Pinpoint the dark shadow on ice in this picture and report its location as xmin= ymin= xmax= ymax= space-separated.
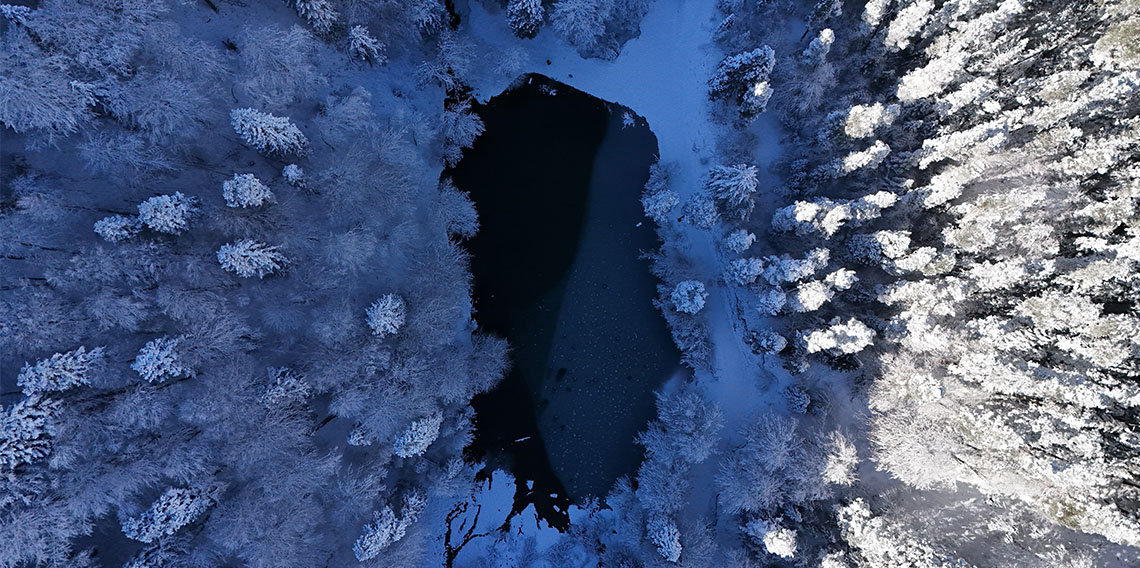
xmin=449 ymin=74 xmax=679 ymax=530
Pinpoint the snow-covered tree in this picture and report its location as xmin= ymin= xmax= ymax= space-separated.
xmin=366 ymin=294 xmax=407 ymax=337
xmin=347 ymin=25 xmax=385 ymax=64
xmin=122 ymin=485 xmax=220 ymax=543
xmin=282 ymin=164 xmax=305 ymax=187
xmin=393 ymin=413 xmax=443 ymax=458
xmin=802 ymin=28 xmax=834 ymax=65
xmin=709 ymin=46 xmax=775 ymax=119
xmin=17 ymin=346 xmax=104 ymax=394
xmin=743 ymin=518 xmax=797 ymax=559
xmin=222 ymin=173 xmax=274 ymax=208
xmin=217 ymin=240 xmax=288 ymax=278
xmin=441 ymin=98 xmax=485 ymax=167
xmin=551 ymin=0 xmax=608 ymax=50
xmin=131 ymin=336 xmax=188 ymax=383
xmin=0 ymin=394 xmax=60 ymax=471
xmin=681 ymin=195 xmax=719 ymax=229
xmin=706 ymin=164 xmax=758 ymax=218
xmin=803 ymin=318 xmax=875 ymax=354
xmin=353 ymin=491 xmax=427 ymax=561
xmin=291 ymin=0 xmax=338 ymax=34
xmin=137 ymin=192 xmax=198 ymax=235
xmin=647 ymin=515 xmax=682 ymax=562
xmin=94 ymin=215 xmax=142 ymax=242
xmin=723 ymin=229 xmax=756 ymax=253
xmin=507 ymin=0 xmax=545 ymax=39
xmin=230 ymin=108 xmax=310 ymax=156
xmin=844 ymin=103 xmax=900 ymax=139
xmin=259 ymin=367 xmax=311 ymax=408
xmin=726 ymin=257 xmax=764 ymax=286
xmin=671 ymin=280 xmax=707 ymax=314
xmin=642 ymin=163 xmax=679 ymax=223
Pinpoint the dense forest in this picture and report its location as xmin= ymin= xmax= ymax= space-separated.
xmin=1 ymin=0 xmax=1138 ymax=567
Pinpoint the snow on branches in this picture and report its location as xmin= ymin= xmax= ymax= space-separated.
xmin=17 ymin=346 xmax=104 ymax=394
xmin=131 ymin=336 xmax=189 ymax=383
xmin=1 ymin=394 xmax=61 ymax=471
xmin=393 ymin=413 xmax=444 ymax=458
xmin=366 ymin=294 xmax=407 ymax=337
xmin=222 ymin=174 xmax=274 ymax=208
xmin=353 ymin=491 xmax=427 ymax=561
xmin=671 ymin=280 xmax=708 ymax=314
xmin=122 ymin=485 xmax=221 ymax=543
xmin=137 ymin=192 xmax=198 ymax=235
xmin=217 ymin=240 xmax=288 ymax=278
xmin=230 ymin=108 xmax=309 ymax=156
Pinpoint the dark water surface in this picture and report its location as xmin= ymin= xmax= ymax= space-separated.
xmin=450 ymin=74 xmax=678 ymax=529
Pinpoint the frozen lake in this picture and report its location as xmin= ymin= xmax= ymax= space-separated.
xmin=451 ymin=74 xmax=678 ymax=528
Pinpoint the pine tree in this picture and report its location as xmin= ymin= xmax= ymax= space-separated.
xmin=706 ymin=164 xmax=759 ymax=218
xmin=671 ymin=280 xmax=707 ymax=314
xmin=94 ymin=215 xmax=143 ymax=242
xmin=217 ymin=240 xmax=288 ymax=278
xmin=347 ymin=25 xmax=386 ymax=64
xmin=122 ymin=485 xmax=219 ymax=543
xmin=137 ymin=192 xmax=198 ymax=235
xmin=0 ymin=394 xmax=60 ymax=471
xmin=393 ymin=413 xmax=443 ymax=458
xmin=230 ymin=108 xmax=310 ymax=157
xmin=647 ymin=515 xmax=682 ymax=562
xmin=131 ymin=336 xmax=189 ymax=383
xmin=507 ymin=0 xmax=545 ymax=39
xmin=17 ymin=346 xmax=104 ymax=394
xmin=292 ymin=0 xmax=338 ymax=34
xmin=366 ymin=294 xmax=407 ymax=337
xmin=709 ymin=47 xmax=775 ymax=119
xmin=551 ymin=0 xmax=608 ymax=50
xmin=222 ymin=173 xmax=274 ymax=208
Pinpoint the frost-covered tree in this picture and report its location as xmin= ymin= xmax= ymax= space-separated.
xmin=137 ymin=192 xmax=198 ymax=235
xmin=647 ymin=515 xmax=682 ymax=562
xmin=17 ymin=346 xmax=104 ymax=394
xmin=441 ymin=98 xmax=485 ymax=167
xmin=723 ymin=229 xmax=756 ymax=253
xmin=282 ymin=163 xmax=305 ymax=187
xmin=642 ymin=163 xmax=679 ymax=223
xmin=507 ymin=0 xmax=545 ymax=39
xmin=217 ymin=240 xmax=288 ymax=278
xmin=122 ymin=485 xmax=220 ymax=543
xmin=291 ymin=0 xmax=338 ymax=34
xmin=551 ymin=0 xmax=608 ymax=50
xmin=230 ymin=108 xmax=310 ymax=156
xmin=93 ymin=214 xmax=143 ymax=242
xmin=726 ymin=257 xmax=764 ymax=286
xmin=803 ymin=318 xmax=875 ymax=354
xmin=709 ymin=46 xmax=775 ymax=119
xmin=347 ymin=25 xmax=386 ymax=64
xmin=353 ymin=491 xmax=427 ymax=561
xmin=681 ymin=194 xmax=719 ymax=229
xmin=366 ymin=294 xmax=407 ymax=337
xmin=222 ymin=173 xmax=274 ymax=208
xmin=706 ymin=164 xmax=758 ymax=218
xmin=802 ymin=28 xmax=834 ymax=65
xmin=393 ymin=413 xmax=443 ymax=458
xmin=259 ymin=367 xmax=311 ymax=408
xmin=131 ymin=336 xmax=188 ymax=383
xmin=670 ymin=280 xmax=707 ymax=314
xmin=0 ymin=394 xmax=60 ymax=471
xmin=743 ymin=518 xmax=797 ymax=559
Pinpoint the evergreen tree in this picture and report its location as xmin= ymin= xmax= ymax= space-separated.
xmin=507 ymin=0 xmax=545 ymax=39
xmin=230 ymin=108 xmax=310 ymax=156
xmin=217 ymin=240 xmax=288 ymax=278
